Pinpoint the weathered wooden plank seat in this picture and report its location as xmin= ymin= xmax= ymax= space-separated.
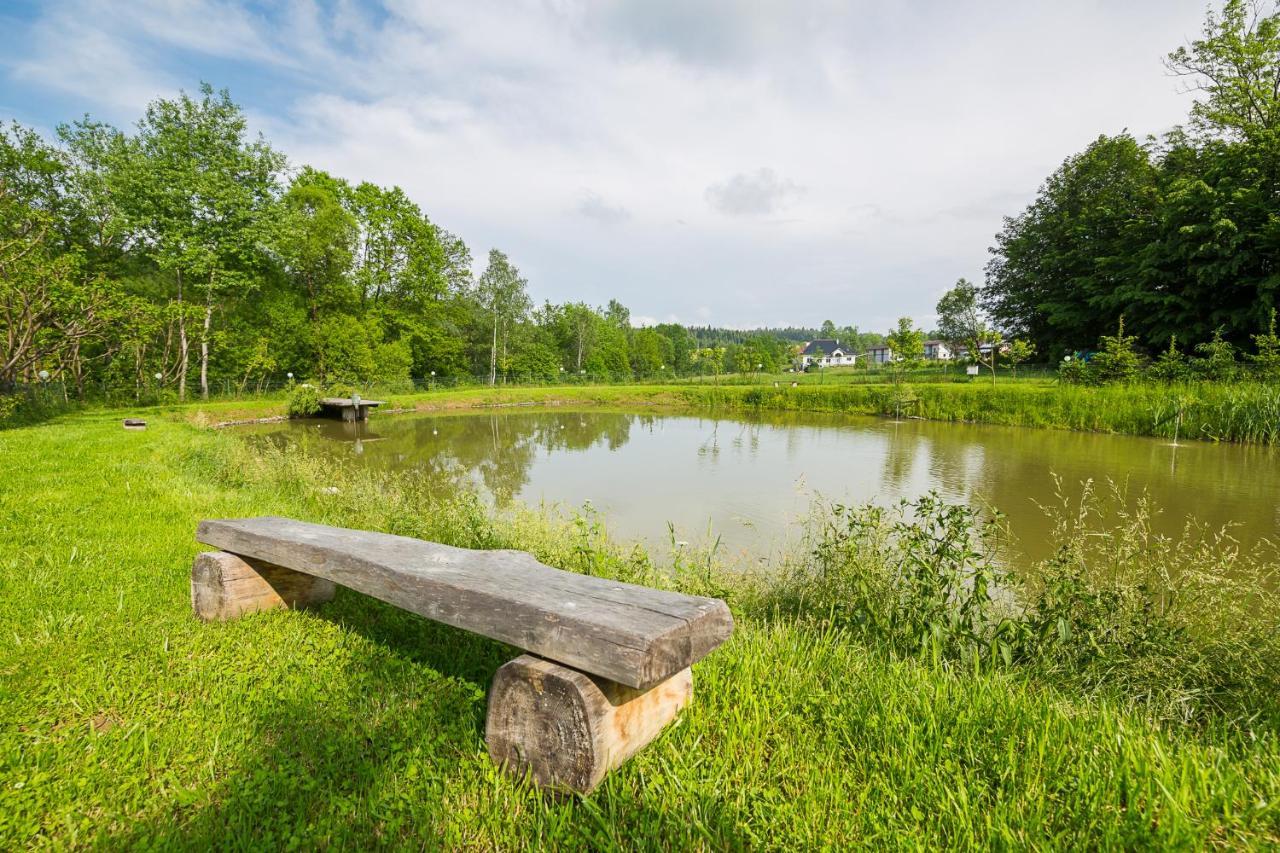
xmin=190 ymin=516 xmax=733 ymax=793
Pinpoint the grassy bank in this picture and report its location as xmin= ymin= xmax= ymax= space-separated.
xmin=707 ymin=381 xmax=1280 ymax=445
xmin=2 ymin=411 xmax=1279 ymax=847
xmin=176 ymin=379 xmax=1280 ymax=445
xmin=15 ymin=374 xmax=1280 ymax=446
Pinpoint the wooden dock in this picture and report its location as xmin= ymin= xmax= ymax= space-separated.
xmin=318 ymin=396 xmax=384 ymax=422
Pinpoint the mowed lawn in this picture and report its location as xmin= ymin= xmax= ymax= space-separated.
xmin=2 ymin=411 xmax=1279 ymax=849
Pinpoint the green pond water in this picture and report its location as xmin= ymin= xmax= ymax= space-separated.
xmin=242 ymin=408 xmax=1280 ymax=567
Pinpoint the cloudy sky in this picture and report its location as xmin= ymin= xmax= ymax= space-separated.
xmin=0 ymin=0 xmax=1210 ymax=330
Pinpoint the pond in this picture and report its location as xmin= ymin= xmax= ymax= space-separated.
xmin=242 ymin=408 xmax=1280 ymax=567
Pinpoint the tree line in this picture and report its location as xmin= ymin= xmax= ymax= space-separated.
xmin=981 ymin=0 xmax=1280 ymax=364
xmin=0 ymin=85 xmax=824 ymax=404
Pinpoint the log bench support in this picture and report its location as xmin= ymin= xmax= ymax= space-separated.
xmin=188 ymin=517 xmax=732 ymax=795
xmin=486 ymin=656 xmax=692 ymax=794
xmin=191 ymin=551 xmax=335 ymax=621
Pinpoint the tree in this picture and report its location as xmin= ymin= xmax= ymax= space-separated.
xmin=0 ymin=122 xmax=118 ymax=393
xmin=125 ymin=84 xmax=284 ymax=399
xmin=820 ymin=319 xmax=836 ymax=337
xmin=474 ymin=249 xmax=530 ymax=385
xmin=886 ymin=317 xmax=925 ymax=366
xmin=57 ymin=118 xmax=133 ymax=276
xmin=561 ymin=302 xmax=598 ymax=372
xmin=971 ymin=329 xmax=1004 ymax=385
xmin=1005 ymin=339 xmax=1036 ymax=378
xmin=1090 ymin=317 xmax=1143 ymax=383
xmin=605 ymin=298 xmax=630 ymax=330
xmin=936 ymin=278 xmax=984 ymax=358
xmin=1165 ymin=0 xmax=1280 ymax=139
xmin=1194 ymin=326 xmax=1238 ymax=380
xmin=629 ymin=327 xmax=671 ymax=377
xmin=1 ymin=123 xmax=64 ymax=387
xmin=692 ymin=346 xmax=725 ymax=381
xmin=350 ymin=182 xmax=446 ymax=309
xmin=654 ymin=323 xmax=695 ymax=374
xmin=313 ymin=314 xmax=375 ymax=385
xmin=1149 ymin=336 xmax=1191 ymax=382
xmin=983 ymin=134 xmax=1159 ymax=355
xmin=983 ymin=3 xmax=1280 ymax=358
xmin=273 ymin=170 xmax=357 ymax=323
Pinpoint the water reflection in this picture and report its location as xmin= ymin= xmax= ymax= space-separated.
xmin=243 ymin=409 xmax=1280 ymax=566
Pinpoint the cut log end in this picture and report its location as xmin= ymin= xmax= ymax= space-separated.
xmin=485 ymin=655 xmax=692 ymax=795
xmin=190 ymin=550 xmax=335 ymax=622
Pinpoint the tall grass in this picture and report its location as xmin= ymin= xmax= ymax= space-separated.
xmin=692 ymin=380 xmax=1280 ymax=444
xmin=770 ymin=479 xmax=1280 ymax=727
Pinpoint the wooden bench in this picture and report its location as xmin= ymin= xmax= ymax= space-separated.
xmin=190 ymin=516 xmax=733 ymax=793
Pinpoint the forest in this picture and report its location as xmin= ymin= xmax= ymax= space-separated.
xmin=0 ymin=87 xmax=798 ymax=403
xmin=983 ymin=0 xmax=1280 ymax=360
xmin=5 ymin=0 xmax=1280 ymax=410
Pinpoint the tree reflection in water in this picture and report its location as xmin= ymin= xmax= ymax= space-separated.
xmin=243 ymin=408 xmax=1280 ymax=568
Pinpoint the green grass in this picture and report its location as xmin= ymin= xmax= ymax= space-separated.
xmin=2 ymin=410 xmax=1279 ymax=847
xmin=14 ymin=373 xmax=1280 ymax=445
xmin=704 ymin=381 xmax=1280 ymax=444
xmin=196 ymin=378 xmax=1280 ymax=445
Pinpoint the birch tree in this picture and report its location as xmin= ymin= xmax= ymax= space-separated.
xmin=125 ymin=84 xmax=282 ymax=398
xmin=474 ymin=249 xmax=530 ymax=385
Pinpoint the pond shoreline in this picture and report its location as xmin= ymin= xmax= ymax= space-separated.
xmin=189 ymin=380 xmax=1280 ymax=445
xmin=237 ymin=404 xmax=1280 ymax=569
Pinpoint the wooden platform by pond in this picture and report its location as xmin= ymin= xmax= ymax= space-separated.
xmin=191 ymin=516 xmax=733 ymax=793
xmin=318 ymin=397 xmax=384 ymax=421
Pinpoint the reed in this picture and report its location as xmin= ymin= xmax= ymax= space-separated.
xmin=690 ymin=380 xmax=1280 ymax=445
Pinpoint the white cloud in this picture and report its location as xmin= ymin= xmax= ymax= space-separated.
xmin=1 ymin=0 xmax=1213 ymax=331
xmin=576 ymin=192 xmax=631 ymax=225
xmin=705 ymin=168 xmax=804 ymax=216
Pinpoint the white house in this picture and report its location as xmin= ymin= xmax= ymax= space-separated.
xmin=799 ymin=339 xmax=857 ymax=368
xmin=924 ymin=340 xmax=953 ymax=360
xmin=866 ymin=344 xmax=893 ymax=364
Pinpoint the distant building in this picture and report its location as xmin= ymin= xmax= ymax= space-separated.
xmin=798 ymin=339 xmax=857 ymax=368
xmin=956 ymin=341 xmax=1008 ymax=359
xmin=866 ymin=344 xmax=893 ymax=364
xmin=924 ymin=340 xmax=953 ymax=360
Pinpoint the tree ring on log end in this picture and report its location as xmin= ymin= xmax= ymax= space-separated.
xmin=486 ymin=657 xmax=597 ymax=793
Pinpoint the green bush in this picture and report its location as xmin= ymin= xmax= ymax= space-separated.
xmin=285 ymin=383 xmax=322 ymax=417
xmin=1088 ymin=317 xmax=1143 ymax=383
xmin=1057 ymin=356 xmax=1089 ymax=384
xmin=1250 ymin=308 xmax=1280 ymax=380
xmin=1147 ymin=336 xmax=1191 ymax=382
xmin=1194 ymin=327 xmax=1239 ymax=381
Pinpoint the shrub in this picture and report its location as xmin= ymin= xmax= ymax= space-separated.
xmin=1193 ymin=327 xmax=1238 ymax=381
xmin=1250 ymin=308 xmax=1280 ymax=381
xmin=1057 ymin=356 xmax=1089 ymax=384
xmin=286 ymin=383 xmax=322 ymax=418
xmin=1147 ymin=336 xmax=1191 ymax=382
xmin=1089 ymin=316 xmax=1143 ymax=383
